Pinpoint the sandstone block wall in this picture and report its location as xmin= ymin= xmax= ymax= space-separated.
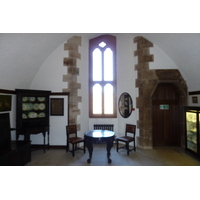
xmin=63 ymin=36 xmax=82 ymax=131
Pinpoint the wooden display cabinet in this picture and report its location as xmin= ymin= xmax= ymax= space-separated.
xmin=16 ymin=89 xmax=51 ymax=152
xmin=185 ymin=106 xmax=200 ymax=157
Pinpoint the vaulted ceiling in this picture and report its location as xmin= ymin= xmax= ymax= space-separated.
xmin=0 ymin=33 xmax=200 ymax=91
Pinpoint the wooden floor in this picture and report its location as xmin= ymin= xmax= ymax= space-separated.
xmin=26 ymin=144 xmax=200 ymax=166
xmin=5 ymin=144 xmax=200 ymax=200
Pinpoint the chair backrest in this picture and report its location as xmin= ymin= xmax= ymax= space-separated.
xmin=93 ymin=124 xmax=114 ymax=131
xmin=125 ymin=124 xmax=136 ymax=137
xmin=66 ymin=125 xmax=77 ymax=139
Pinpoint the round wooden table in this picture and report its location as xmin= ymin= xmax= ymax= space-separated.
xmin=84 ymin=130 xmax=115 ymax=163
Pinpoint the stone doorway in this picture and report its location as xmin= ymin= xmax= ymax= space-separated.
xmin=134 ymin=36 xmax=188 ymax=149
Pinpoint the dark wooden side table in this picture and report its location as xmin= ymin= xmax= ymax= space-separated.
xmin=84 ymin=130 xmax=115 ymax=163
xmin=16 ymin=125 xmax=49 ymax=153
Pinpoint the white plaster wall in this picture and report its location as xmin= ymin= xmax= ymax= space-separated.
xmin=149 ymin=45 xmax=177 ymax=69
xmin=115 ymin=34 xmax=137 ymax=136
xmin=28 ymin=34 xmax=179 ymax=146
xmin=30 ymin=37 xmax=90 ymax=144
xmin=188 ymin=95 xmax=200 ymax=106
xmin=30 ymin=43 xmax=69 ymax=145
xmin=30 ymin=44 xmax=68 ymax=92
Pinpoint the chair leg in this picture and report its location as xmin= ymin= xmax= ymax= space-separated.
xmin=84 ymin=141 xmax=86 ymax=153
xmin=134 ymin=140 xmax=136 ymax=151
xmin=72 ymin=144 xmax=75 ymax=157
xmin=116 ymin=140 xmax=119 ymax=152
xmin=66 ymin=141 xmax=69 ymax=153
xmin=126 ymin=143 xmax=129 ymax=155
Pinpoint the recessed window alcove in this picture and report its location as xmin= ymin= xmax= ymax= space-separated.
xmin=134 ymin=36 xmax=188 ymax=149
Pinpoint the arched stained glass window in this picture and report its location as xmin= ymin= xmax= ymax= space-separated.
xmin=89 ymin=35 xmax=117 ymax=118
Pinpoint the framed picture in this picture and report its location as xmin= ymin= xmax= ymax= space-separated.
xmin=50 ymin=98 xmax=64 ymax=116
xmin=0 ymin=95 xmax=12 ymax=112
xmin=192 ymin=96 xmax=198 ymax=103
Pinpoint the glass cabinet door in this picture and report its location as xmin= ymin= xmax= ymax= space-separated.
xmin=186 ymin=111 xmax=197 ymax=153
xmin=22 ymin=96 xmax=46 ymax=119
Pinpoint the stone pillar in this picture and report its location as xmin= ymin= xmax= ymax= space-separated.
xmin=134 ymin=36 xmax=154 ymax=148
xmin=63 ymin=36 xmax=82 ymax=131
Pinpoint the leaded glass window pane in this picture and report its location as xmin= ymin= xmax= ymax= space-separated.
xmin=93 ymin=84 xmax=102 ymax=114
xmin=93 ymin=48 xmax=102 ymax=81
xmin=104 ymin=48 xmax=113 ymax=81
xmin=104 ymin=84 xmax=113 ymax=114
xmin=99 ymin=42 xmax=106 ymax=48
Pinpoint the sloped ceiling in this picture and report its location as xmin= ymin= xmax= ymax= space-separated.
xmin=0 ymin=33 xmax=200 ymax=91
xmin=0 ymin=33 xmax=74 ymax=90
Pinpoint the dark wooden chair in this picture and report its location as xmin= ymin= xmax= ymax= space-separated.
xmin=66 ymin=125 xmax=85 ymax=157
xmin=116 ymin=124 xmax=136 ymax=155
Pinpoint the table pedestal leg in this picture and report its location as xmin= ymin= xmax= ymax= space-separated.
xmin=86 ymin=141 xmax=93 ymax=163
xmin=106 ymin=140 xmax=113 ymax=163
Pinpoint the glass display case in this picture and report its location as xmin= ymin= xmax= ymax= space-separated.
xmin=16 ymin=89 xmax=51 ymax=152
xmin=185 ymin=106 xmax=200 ymax=155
